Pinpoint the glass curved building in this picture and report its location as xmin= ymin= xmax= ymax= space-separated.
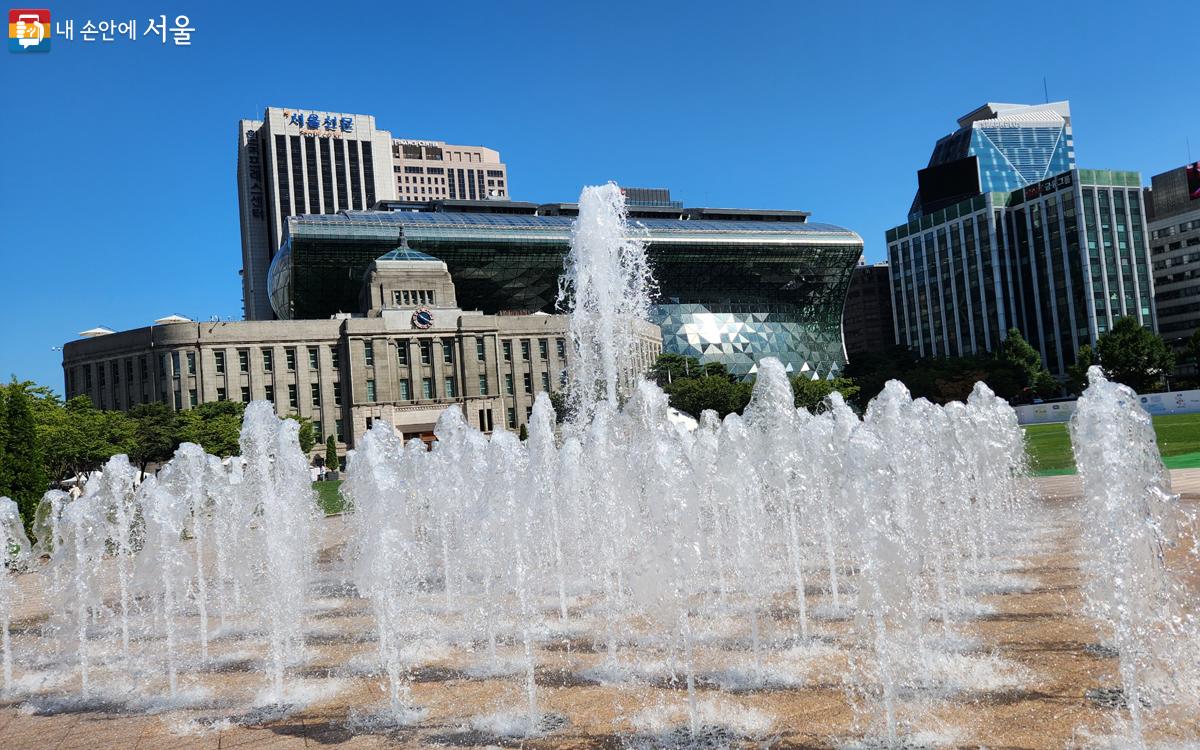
xmin=268 ymin=203 xmax=863 ymax=379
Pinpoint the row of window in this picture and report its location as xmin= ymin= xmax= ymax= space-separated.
xmin=1150 ymin=218 xmax=1200 ymax=240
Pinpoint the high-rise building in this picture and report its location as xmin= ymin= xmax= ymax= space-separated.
xmin=842 ymin=259 xmax=895 ymax=358
xmin=887 ymin=101 xmax=1155 ymax=377
xmin=1146 ymin=162 xmax=1200 ymax=348
xmin=391 ymin=140 xmax=508 ymax=202
xmin=237 ymin=107 xmax=510 ymax=321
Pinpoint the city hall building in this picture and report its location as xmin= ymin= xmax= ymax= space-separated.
xmin=266 ymin=196 xmax=863 ymax=381
xmin=62 ymin=251 xmax=660 ymax=454
xmin=237 ymin=107 xmax=509 ymax=321
xmin=886 ymin=101 xmax=1156 ymax=377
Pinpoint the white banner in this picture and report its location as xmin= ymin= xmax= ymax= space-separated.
xmin=1015 ymin=388 xmax=1200 ymax=424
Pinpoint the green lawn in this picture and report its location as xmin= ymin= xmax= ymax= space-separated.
xmin=314 ymin=480 xmax=346 ymax=515
xmin=1023 ymin=412 xmax=1200 ymax=475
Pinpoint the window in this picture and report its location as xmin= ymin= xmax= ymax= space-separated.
xmin=187 ymin=352 xmax=196 ymax=375
xmin=445 ymin=376 xmax=457 ymax=397
xmin=507 ymin=407 xmax=515 ymax=428
xmin=364 ymin=341 xmax=375 ymax=366
xmin=503 ymin=341 xmax=512 ymax=361
xmin=330 ymin=346 xmax=339 ymax=369
xmin=399 ymin=379 xmax=410 ymax=400
xmin=262 ymin=349 xmax=273 ymax=372
xmin=366 ymin=379 xmax=377 ymax=402
xmin=241 ymin=386 xmax=251 ymax=403
xmin=334 ymin=383 xmax=343 ymax=406
xmin=541 ymin=372 xmax=550 ymax=392
xmin=505 ymin=373 xmax=514 ymax=395
xmin=478 ymin=374 xmax=488 ymax=395
xmin=335 ymin=419 xmax=344 ymax=442
xmin=420 ymin=340 xmax=431 ymax=364
xmin=288 ymin=384 xmax=298 ymax=408
xmin=313 ymin=420 xmax=323 ymax=441
xmin=217 ymin=386 xmax=226 ymax=401
xmin=189 ymin=389 xmax=198 ymax=407
xmin=239 ymin=350 xmax=249 ymax=373
xmin=286 ymin=348 xmax=296 ymax=371
xmin=174 ymin=390 xmax=182 ymax=410
xmin=523 ymin=373 xmax=532 ymax=394
xmin=443 ymin=341 xmax=454 ymax=364
xmin=393 ymin=291 xmax=403 ymax=306
xmin=476 ymin=337 xmax=486 ymax=360
xmin=556 ymin=338 xmax=566 ymax=358
xmin=264 ymin=384 xmax=274 ymax=403
xmin=170 ymin=352 xmax=180 ymax=377
xmin=539 ymin=339 xmax=548 ymax=359
xmin=521 ymin=340 xmax=531 ymax=360
xmin=311 ymin=382 xmax=321 ymax=406
xmin=397 ymin=340 xmax=409 ymax=365
xmin=422 ymin=377 xmax=433 ymax=399
xmin=214 ymin=351 xmax=225 ymax=374
xmin=308 ymin=346 xmax=319 ymax=370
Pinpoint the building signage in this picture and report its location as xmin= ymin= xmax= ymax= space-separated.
xmin=1021 ymin=171 xmax=1073 ymax=202
xmin=395 ymin=139 xmax=439 ymax=147
xmin=243 ymin=129 xmax=265 ymax=220
xmin=283 ymin=110 xmax=354 ymax=136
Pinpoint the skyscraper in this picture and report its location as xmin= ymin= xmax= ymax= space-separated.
xmin=1146 ymin=163 xmax=1200 ymax=349
xmin=887 ymin=101 xmax=1155 ymax=378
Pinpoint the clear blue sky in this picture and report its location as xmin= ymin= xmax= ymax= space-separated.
xmin=3 ymin=0 xmax=1198 ymax=392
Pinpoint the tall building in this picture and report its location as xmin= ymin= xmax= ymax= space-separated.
xmin=391 ymin=140 xmax=508 ymax=202
xmin=1147 ymin=162 xmax=1200 ymax=348
xmin=62 ymin=252 xmax=661 ymax=452
xmin=237 ymin=107 xmax=510 ymax=321
xmin=267 ymin=199 xmax=862 ymax=380
xmin=842 ymin=259 xmax=895 ymax=358
xmin=887 ymin=101 xmax=1155 ymax=377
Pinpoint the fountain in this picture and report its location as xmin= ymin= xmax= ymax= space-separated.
xmin=0 ymin=497 xmax=31 ymax=693
xmin=0 ymin=184 xmax=1194 ymax=749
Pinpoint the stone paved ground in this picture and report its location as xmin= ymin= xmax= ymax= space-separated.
xmin=0 ymin=470 xmax=1197 ymax=749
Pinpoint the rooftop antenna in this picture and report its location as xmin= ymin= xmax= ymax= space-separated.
xmin=1042 ymin=77 xmax=1049 ymax=104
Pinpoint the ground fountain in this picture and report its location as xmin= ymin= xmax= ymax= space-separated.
xmin=0 ymin=184 xmax=1195 ymax=749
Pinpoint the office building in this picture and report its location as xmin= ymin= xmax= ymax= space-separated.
xmin=1147 ymin=162 xmax=1200 ymax=347
xmin=842 ymin=259 xmax=895 ymax=358
xmin=237 ymin=107 xmax=509 ymax=321
xmin=62 ymin=252 xmax=662 ymax=453
xmin=886 ymin=102 xmax=1155 ymax=377
xmin=266 ymin=198 xmax=863 ymax=380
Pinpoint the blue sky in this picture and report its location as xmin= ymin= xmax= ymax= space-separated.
xmin=3 ymin=0 xmax=1198 ymax=392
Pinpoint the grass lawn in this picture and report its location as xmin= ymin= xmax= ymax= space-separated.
xmin=314 ymin=480 xmax=346 ymax=515
xmin=1023 ymin=412 xmax=1200 ymax=475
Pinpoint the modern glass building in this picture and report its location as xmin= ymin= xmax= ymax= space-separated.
xmin=268 ymin=202 xmax=863 ymax=379
xmin=887 ymin=168 xmax=1154 ymax=377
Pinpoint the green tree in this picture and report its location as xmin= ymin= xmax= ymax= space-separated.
xmin=996 ymin=328 xmax=1056 ymax=397
xmin=287 ymin=414 xmax=316 ymax=453
xmin=664 ymin=375 xmax=752 ymax=419
xmin=649 ymin=353 xmax=732 ymax=386
xmin=791 ymin=375 xmax=860 ymax=413
xmin=176 ymin=400 xmax=245 ymax=457
xmin=2 ymin=380 xmax=48 ymax=530
xmin=127 ymin=402 xmax=178 ymax=474
xmin=547 ymin=389 xmax=571 ymax=424
xmin=325 ymin=435 xmax=340 ymax=471
xmin=1066 ymin=344 xmax=1098 ymax=396
xmin=518 ymin=423 xmax=529 ymax=441
xmin=1095 ymin=316 xmax=1175 ymax=393
xmin=1186 ymin=329 xmax=1200 ymax=372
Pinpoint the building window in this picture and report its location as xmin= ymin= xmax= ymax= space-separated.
xmin=334 ymin=383 xmax=342 ymax=406
xmin=556 ymin=338 xmax=566 ymax=358
xmin=397 ymin=340 xmax=409 ymax=365
xmin=335 ymin=419 xmax=344 ymax=442
xmin=539 ymin=339 xmax=548 ymax=359
xmin=313 ymin=420 xmax=323 ymax=441
xmin=422 ymin=377 xmax=433 ymax=399
xmin=478 ymin=374 xmax=488 ymax=395
xmin=216 ymin=386 xmax=226 ymax=401
xmin=308 ymin=346 xmax=319 ymax=370
xmin=443 ymin=341 xmax=454 ymax=364
xmin=521 ymin=340 xmax=531 ymax=360
xmin=476 ymin=337 xmax=486 ymax=360
xmin=239 ymin=350 xmax=249 ymax=373
xmin=170 ymin=352 xmax=180 ymax=377
xmin=159 ymin=355 xmax=166 ymax=378
xmin=288 ymin=384 xmax=298 ymax=408
xmin=541 ymin=372 xmax=550 ymax=392
xmin=399 ymin=379 xmax=410 ymax=401
xmin=189 ymin=389 xmax=198 ymax=407
xmin=502 ymin=341 xmax=512 ymax=361
xmin=140 ymin=356 xmax=148 ymax=380
xmin=420 ymin=340 xmax=431 ymax=364
xmin=286 ymin=348 xmax=296 ymax=371
xmin=505 ymin=373 xmax=514 ymax=395
xmin=263 ymin=349 xmax=273 ymax=372
xmin=330 ymin=346 xmax=340 ymax=369
xmin=264 ymin=384 xmax=274 ymax=403
xmin=214 ymin=351 xmax=225 ymax=374
xmin=187 ymin=352 xmax=196 ymax=375
xmin=366 ymin=379 xmax=376 ymax=402
xmin=241 ymin=386 xmax=251 ymax=403
xmin=311 ymin=382 xmax=321 ymax=407
xmin=364 ymin=341 xmax=375 ymax=366
xmin=523 ymin=373 xmax=532 ymax=394
xmin=507 ymin=407 xmax=515 ymax=428
xmin=445 ymin=376 xmax=457 ymax=397
xmin=174 ymin=391 xmax=182 ymax=410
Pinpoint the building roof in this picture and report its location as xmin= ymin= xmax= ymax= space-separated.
xmin=376 ymin=247 xmax=440 ymax=262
